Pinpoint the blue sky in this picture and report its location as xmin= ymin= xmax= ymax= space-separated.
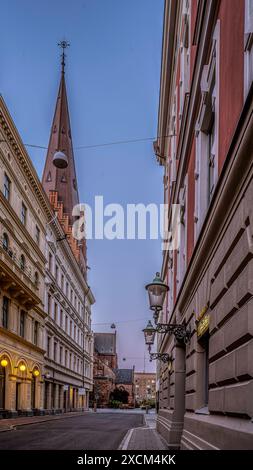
xmin=0 ymin=0 xmax=164 ymax=373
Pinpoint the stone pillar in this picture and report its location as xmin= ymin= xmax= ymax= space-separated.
xmin=168 ymin=342 xmax=186 ymax=448
xmin=59 ymin=385 xmax=64 ymax=410
xmin=45 ymin=381 xmax=52 ymax=410
xmin=54 ymin=384 xmax=59 ymax=409
xmin=38 ymin=325 xmax=44 ymax=349
xmin=5 ymin=375 xmax=17 ymax=412
xmin=26 ymin=314 xmax=33 ymax=343
xmin=9 ymin=303 xmax=18 ymax=334
xmin=38 ymin=380 xmax=44 ymax=411
xmin=19 ymin=380 xmax=32 ymax=413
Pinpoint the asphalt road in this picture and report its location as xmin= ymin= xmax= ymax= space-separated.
xmin=0 ymin=413 xmax=144 ymax=450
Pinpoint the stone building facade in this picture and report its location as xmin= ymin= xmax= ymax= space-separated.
xmin=0 ymin=96 xmax=48 ymax=416
xmin=134 ymin=372 xmax=156 ymax=404
xmin=154 ymin=0 xmax=253 ymax=449
xmin=0 ymin=51 xmax=94 ymax=417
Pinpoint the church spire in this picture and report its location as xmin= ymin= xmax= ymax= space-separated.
xmin=42 ymin=41 xmax=79 ymax=225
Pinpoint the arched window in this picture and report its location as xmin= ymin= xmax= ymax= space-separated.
xmin=20 ymin=255 xmax=25 ymax=271
xmin=2 ymin=233 xmax=9 ymax=252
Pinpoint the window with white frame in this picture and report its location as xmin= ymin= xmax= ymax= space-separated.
xmin=244 ymin=0 xmax=253 ymax=98
xmin=194 ymin=21 xmax=220 ymax=242
xmin=179 ymin=0 xmax=190 ymax=119
xmin=167 ymin=260 xmax=174 ymax=317
xmin=169 ymin=88 xmax=178 ymax=191
xmin=177 ymin=178 xmax=188 ymax=290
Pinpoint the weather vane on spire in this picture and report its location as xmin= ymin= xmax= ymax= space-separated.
xmin=58 ymin=40 xmax=70 ymax=73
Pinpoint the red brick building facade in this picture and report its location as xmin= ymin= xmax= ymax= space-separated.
xmin=134 ymin=372 xmax=156 ymax=404
xmin=93 ymin=333 xmax=117 ymax=407
xmin=154 ymin=0 xmax=253 ymax=449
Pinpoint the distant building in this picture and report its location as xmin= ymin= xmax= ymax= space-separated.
xmin=114 ymin=368 xmax=135 ymax=407
xmin=93 ymin=333 xmax=117 ymax=407
xmin=134 ymin=372 xmax=156 ymax=404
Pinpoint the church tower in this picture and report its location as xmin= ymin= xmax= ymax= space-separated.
xmin=42 ymin=42 xmax=86 ymax=274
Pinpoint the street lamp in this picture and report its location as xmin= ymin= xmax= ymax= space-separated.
xmin=143 ymin=320 xmax=156 ymax=348
xmin=145 ymin=273 xmax=169 ymax=324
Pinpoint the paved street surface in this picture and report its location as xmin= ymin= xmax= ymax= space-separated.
xmin=0 ymin=412 xmax=144 ymax=450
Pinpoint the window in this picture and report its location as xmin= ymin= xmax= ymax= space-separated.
xmin=61 ymin=274 xmax=64 ymax=290
xmin=179 ymin=0 xmax=190 ymax=118
xmin=20 ymin=254 xmax=25 ymax=271
xmin=69 ymin=353 xmax=72 ymax=369
xmin=60 ymin=309 xmax=63 ymax=328
xmin=4 ymin=173 xmax=11 ymax=201
xmin=207 ymin=118 xmax=215 ymax=204
xmin=47 ymin=293 xmax=51 ymax=316
xmin=21 ymin=203 xmax=27 ymax=226
xmin=35 ymin=226 xmax=40 ymax=246
xmin=34 ymin=271 xmax=39 ymax=288
xmin=194 ymin=21 xmax=220 ymax=242
xmin=70 ymin=290 xmax=73 ymax=303
xmin=34 ymin=321 xmax=39 ymax=346
xmin=20 ymin=310 xmax=25 ymax=338
xmin=48 ymin=252 xmax=53 ymax=273
xmin=2 ymin=297 xmax=9 ymax=329
xmin=54 ymin=342 xmax=57 ymax=361
xmin=65 ymin=315 xmax=68 ymax=332
xmin=169 ymin=89 xmax=178 ymax=190
xmin=245 ymin=0 xmax=253 ymax=98
xmin=2 ymin=233 xmax=9 ymax=252
xmin=70 ymin=320 xmax=72 ymax=337
xmin=66 ymin=282 xmax=69 ymax=298
xmin=60 ymin=346 xmax=63 ymax=365
xmin=55 ymin=264 xmax=58 ymax=283
xmin=54 ymin=303 xmax=58 ymax=323
xmin=177 ymin=179 xmax=188 ymax=290
xmin=47 ymin=336 xmax=51 ymax=357
xmin=74 ymin=325 xmax=76 ymax=342
xmin=65 ymin=350 xmax=68 ymax=367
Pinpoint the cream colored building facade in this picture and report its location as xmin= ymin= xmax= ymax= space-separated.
xmin=0 ymin=96 xmax=48 ymax=416
xmin=0 ymin=93 xmax=94 ymax=417
xmin=44 ymin=216 xmax=94 ymax=412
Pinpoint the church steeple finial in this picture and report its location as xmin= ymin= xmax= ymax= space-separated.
xmin=58 ymin=40 xmax=70 ymax=74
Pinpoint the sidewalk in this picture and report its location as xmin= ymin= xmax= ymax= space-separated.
xmin=0 ymin=410 xmax=90 ymax=432
xmin=119 ymin=411 xmax=168 ymax=450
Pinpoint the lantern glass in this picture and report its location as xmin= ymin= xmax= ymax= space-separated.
xmin=143 ymin=320 xmax=156 ymax=346
xmin=19 ymin=363 xmax=26 ymax=372
xmin=145 ymin=272 xmax=169 ymax=311
xmin=33 ymin=369 xmax=40 ymax=377
xmin=0 ymin=358 xmax=8 ymax=368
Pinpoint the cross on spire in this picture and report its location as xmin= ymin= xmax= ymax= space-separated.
xmin=58 ymin=40 xmax=70 ymax=74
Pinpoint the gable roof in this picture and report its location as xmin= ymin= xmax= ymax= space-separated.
xmin=114 ymin=368 xmax=134 ymax=384
xmin=94 ymin=332 xmax=116 ymax=355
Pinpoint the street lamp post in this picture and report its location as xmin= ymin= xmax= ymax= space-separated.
xmin=143 ymin=273 xmax=191 ymax=362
